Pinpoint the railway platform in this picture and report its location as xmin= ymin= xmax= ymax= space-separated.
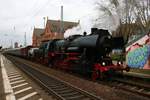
xmin=0 ymin=54 xmax=52 ymax=100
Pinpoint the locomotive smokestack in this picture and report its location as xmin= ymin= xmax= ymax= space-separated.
xmin=91 ymin=28 xmax=98 ymax=34
xmin=83 ymin=31 xmax=87 ymax=36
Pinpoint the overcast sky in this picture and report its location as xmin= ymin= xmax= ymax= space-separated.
xmin=0 ymin=0 xmax=113 ymax=48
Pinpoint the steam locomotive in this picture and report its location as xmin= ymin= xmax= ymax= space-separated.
xmin=4 ymin=28 xmax=129 ymax=80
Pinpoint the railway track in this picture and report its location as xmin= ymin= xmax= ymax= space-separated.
xmin=6 ymin=55 xmax=150 ymax=99
xmin=110 ymin=77 xmax=150 ymax=98
xmin=7 ymin=56 xmax=102 ymax=100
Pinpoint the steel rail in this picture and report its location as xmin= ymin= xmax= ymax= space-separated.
xmin=111 ymin=77 xmax=150 ymax=98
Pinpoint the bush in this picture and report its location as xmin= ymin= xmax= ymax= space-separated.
xmin=111 ymin=54 xmax=125 ymax=61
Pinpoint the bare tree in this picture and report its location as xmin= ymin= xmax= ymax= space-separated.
xmin=132 ymin=0 xmax=150 ymax=32
xmin=96 ymin=0 xmax=131 ymax=41
xmin=96 ymin=0 xmax=150 ymax=43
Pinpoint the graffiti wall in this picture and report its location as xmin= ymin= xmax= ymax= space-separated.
xmin=126 ymin=33 xmax=150 ymax=69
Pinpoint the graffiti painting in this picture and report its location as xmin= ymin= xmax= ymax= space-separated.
xmin=126 ymin=33 xmax=150 ymax=69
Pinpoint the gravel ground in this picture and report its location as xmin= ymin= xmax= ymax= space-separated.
xmin=10 ymin=56 xmax=150 ymax=100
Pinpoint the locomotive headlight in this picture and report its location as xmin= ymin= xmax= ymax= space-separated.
xmin=102 ymin=62 xmax=106 ymax=66
xmin=108 ymin=36 xmax=111 ymax=39
xmin=118 ymin=61 xmax=123 ymax=65
xmin=118 ymin=61 xmax=121 ymax=65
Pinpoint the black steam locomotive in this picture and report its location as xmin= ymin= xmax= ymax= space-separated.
xmin=5 ymin=28 xmax=129 ymax=80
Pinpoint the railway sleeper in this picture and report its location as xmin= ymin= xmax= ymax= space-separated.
xmin=49 ymin=82 xmax=63 ymax=85
xmin=54 ymin=88 xmax=74 ymax=93
xmin=64 ymin=95 xmax=86 ymax=100
xmin=140 ymin=89 xmax=150 ymax=96
xmin=117 ymin=83 xmax=124 ymax=86
xmin=56 ymin=89 xmax=74 ymax=94
xmin=59 ymin=91 xmax=79 ymax=97
xmin=48 ymin=84 xmax=64 ymax=87
xmin=50 ymin=85 xmax=66 ymax=88
xmin=52 ymin=87 xmax=69 ymax=91
xmin=131 ymin=86 xmax=138 ymax=90
xmin=138 ymin=88 xmax=144 ymax=92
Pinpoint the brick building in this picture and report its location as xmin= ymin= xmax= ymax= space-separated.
xmin=32 ymin=28 xmax=44 ymax=47
xmin=41 ymin=19 xmax=78 ymax=41
xmin=32 ymin=19 xmax=78 ymax=47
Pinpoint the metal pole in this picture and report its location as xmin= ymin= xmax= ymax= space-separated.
xmin=60 ymin=6 xmax=64 ymax=34
xmin=43 ymin=17 xmax=46 ymax=28
xmin=24 ymin=32 xmax=27 ymax=47
xmin=11 ymin=39 xmax=13 ymax=48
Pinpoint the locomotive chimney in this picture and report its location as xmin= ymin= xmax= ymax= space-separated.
xmin=83 ymin=31 xmax=87 ymax=36
xmin=91 ymin=28 xmax=98 ymax=34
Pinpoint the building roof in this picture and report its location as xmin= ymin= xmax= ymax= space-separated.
xmin=33 ymin=28 xmax=44 ymax=37
xmin=47 ymin=20 xmax=78 ymax=33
